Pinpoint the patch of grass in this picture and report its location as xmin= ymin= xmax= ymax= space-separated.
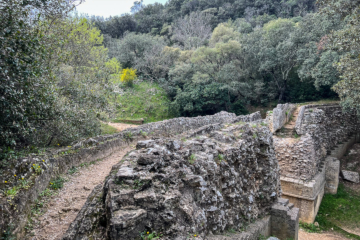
xmin=100 ymin=123 xmax=119 ymax=135
xmin=294 ymin=133 xmax=300 ymax=138
xmin=68 ymin=166 xmax=79 ymax=175
xmin=133 ymin=179 xmax=147 ymax=190
xmin=299 ymin=221 xmax=321 ymax=233
xmin=124 ymin=132 xmax=133 ymax=140
xmin=112 ymin=81 xmax=174 ymax=123
xmin=316 ymin=183 xmax=360 ymax=239
xmin=188 ymin=154 xmax=196 ymax=164
xmin=140 ymin=130 xmax=148 ymax=137
xmin=258 ymin=234 xmax=267 ymax=240
xmin=5 ymin=187 xmax=18 ymax=198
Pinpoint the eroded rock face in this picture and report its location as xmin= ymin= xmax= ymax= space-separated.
xmin=102 ymin=122 xmax=280 ymax=239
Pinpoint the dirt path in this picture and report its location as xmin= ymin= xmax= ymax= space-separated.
xmin=299 ymin=229 xmax=350 ymax=240
xmin=27 ymin=146 xmax=134 ymax=240
xmin=106 ymin=122 xmax=138 ymax=131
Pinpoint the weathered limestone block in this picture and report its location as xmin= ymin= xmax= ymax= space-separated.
xmin=325 ymin=157 xmax=340 ymax=194
xmin=271 ymin=198 xmax=299 ymax=240
xmin=280 ymin=168 xmax=325 ymax=223
xmin=341 ymin=170 xmax=360 ymax=183
xmin=207 ymin=216 xmax=271 ymax=240
xmin=267 ymin=104 xmax=297 ymax=133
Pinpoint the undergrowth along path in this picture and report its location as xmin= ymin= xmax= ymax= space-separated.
xmin=26 ymin=146 xmax=134 ymax=240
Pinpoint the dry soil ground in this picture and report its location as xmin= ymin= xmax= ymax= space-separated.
xmin=27 ymin=146 xmax=134 ymax=240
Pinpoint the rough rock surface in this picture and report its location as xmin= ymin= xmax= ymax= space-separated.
xmin=341 ymin=170 xmax=359 ymax=183
xmin=64 ymin=122 xmax=281 ymax=240
xmin=275 ymin=104 xmax=359 ymax=181
xmin=1 ymin=111 xmax=263 ymax=239
xmin=266 ymin=104 xmax=297 ymax=133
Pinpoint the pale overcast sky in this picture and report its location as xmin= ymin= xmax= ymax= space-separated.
xmin=76 ymin=0 xmax=168 ymax=18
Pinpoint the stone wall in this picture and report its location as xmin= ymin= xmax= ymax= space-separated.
xmin=266 ymin=103 xmax=297 ymax=133
xmin=272 ymin=103 xmax=359 ymax=223
xmin=63 ymin=122 xmax=289 ymax=240
xmin=276 ymin=104 xmax=358 ymax=181
xmin=0 ymin=111 xmax=262 ymax=239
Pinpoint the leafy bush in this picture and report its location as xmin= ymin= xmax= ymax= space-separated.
xmin=121 ymin=68 xmax=137 ymax=87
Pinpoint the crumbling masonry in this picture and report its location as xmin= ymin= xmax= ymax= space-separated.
xmin=267 ymin=103 xmax=359 ymax=223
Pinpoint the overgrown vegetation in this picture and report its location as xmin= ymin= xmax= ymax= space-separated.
xmin=112 ymin=81 xmax=174 ymax=123
xmin=100 ymin=123 xmax=119 ymax=135
xmin=0 ymin=0 xmax=119 ymax=163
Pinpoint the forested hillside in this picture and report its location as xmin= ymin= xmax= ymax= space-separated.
xmin=87 ymin=0 xmax=344 ymax=117
xmin=1 ymin=0 xmax=359 ymax=158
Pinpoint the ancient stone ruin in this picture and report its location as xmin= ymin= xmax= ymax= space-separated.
xmin=2 ymin=103 xmax=359 ymax=240
xmin=63 ymin=121 xmax=298 ymax=240
xmin=268 ymin=103 xmax=359 ymax=223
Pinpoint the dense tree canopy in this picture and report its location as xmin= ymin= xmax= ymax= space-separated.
xmin=0 ymin=0 xmax=117 ymax=154
xmin=2 ymin=0 xmax=357 ymax=156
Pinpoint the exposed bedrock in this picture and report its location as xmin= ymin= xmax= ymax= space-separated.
xmin=64 ymin=122 xmax=286 ymax=240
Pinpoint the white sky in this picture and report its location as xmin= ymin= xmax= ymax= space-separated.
xmin=76 ymin=0 xmax=168 ymax=18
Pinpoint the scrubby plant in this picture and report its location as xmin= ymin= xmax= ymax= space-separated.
xmin=68 ymin=166 xmax=79 ymax=175
xmin=140 ymin=130 xmax=148 ymax=137
xmin=5 ymin=187 xmax=18 ymax=198
xmin=32 ymin=164 xmax=43 ymax=175
xmin=140 ymin=230 xmax=163 ymax=240
xmin=188 ymin=154 xmax=196 ymax=164
xmin=49 ymin=176 xmax=66 ymax=190
xmin=120 ymin=68 xmax=137 ymax=87
xmin=124 ymin=132 xmax=133 ymax=140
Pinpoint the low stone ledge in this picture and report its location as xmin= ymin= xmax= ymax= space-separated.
xmin=280 ymin=167 xmax=326 ymax=200
xmin=207 ymin=216 xmax=271 ymax=240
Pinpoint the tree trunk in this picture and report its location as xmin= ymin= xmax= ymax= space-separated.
xmin=278 ymin=81 xmax=287 ymax=103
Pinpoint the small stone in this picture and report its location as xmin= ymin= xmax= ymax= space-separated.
xmin=341 ymin=170 xmax=359 ymax=183
xmin=83 ymin=186 xmax=91 ymax=191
